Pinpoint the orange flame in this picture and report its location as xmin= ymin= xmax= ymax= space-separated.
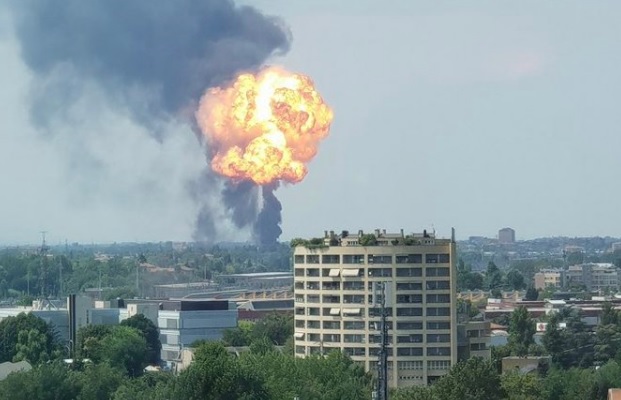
xmin=195 ymin=66 xmax=333 ymax=185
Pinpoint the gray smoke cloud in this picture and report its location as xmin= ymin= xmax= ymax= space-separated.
xmin=5 ymin=0 xmax=291 ymax=245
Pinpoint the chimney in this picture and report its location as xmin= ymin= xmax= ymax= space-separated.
xmin=358 ymin=230 xmax=363 ymax=236
xmin=324 ymin=230 xmax=328 ymax=238
xmin=400 ymin=229 xmax=404 ymax=237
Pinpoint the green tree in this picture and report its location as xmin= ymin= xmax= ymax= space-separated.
xmin=71 ymin=363 xmax=124 ymax=400
xmin=120 ymin=314 xmax=161 ymax=365
xmin=222 ymin=320 xmax=254 ymax=347
xmin=506 ymin=270 xmax=526 ymax=290
xmin=96 ymin=326 xmax=148 ymax=377
xmin=524 ymin=287 xmax=539 ymax=301
xmin=486 ymin=261 xmax=503 ymax=290
xmin=14 ymin=328 xmax=56 ymax=365
xmin=0 ymin=313 xmax=58 ymax=363
xmin=433 ymin=357 xmax=503 ymax=400
xmin=600 ymin=302 xmax=619 ymax=326
xmin=0 ymin=362 xmax=80 ymax=400
xmin=501 ymin=371 xmax=542 ymax=400
xmin=252 ymin=313 xmax=293 ymax=345
xmin=76 ymin=324 xmax=113 ymax=359
xmin=508 ymin=306 xmax=536 ymax=356
xmin=172 ymin=341 xmax=269 ymax=400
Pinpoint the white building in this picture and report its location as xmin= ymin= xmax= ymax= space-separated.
xmin=157 ymin=299 xmax=237 ymax=366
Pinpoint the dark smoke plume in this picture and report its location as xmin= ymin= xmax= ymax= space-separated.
xmin=254 ymin=183 xmax=283 ymax=249
xmin=6 ymin=0 xmax=290 ymax=245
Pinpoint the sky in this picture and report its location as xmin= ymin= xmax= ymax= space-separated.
xmin=1 ymin=1 xmax=620 ymax=245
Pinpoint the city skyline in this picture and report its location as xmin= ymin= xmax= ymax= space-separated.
xmin=1 ymin=1 xmax=620 ymax=244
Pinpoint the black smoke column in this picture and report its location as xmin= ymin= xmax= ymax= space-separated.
xmin=253 ymin=183 xmax=282 ymax=248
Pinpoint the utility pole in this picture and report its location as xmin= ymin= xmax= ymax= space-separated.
xmin=373 ymin=282 xmax=390 ymax=400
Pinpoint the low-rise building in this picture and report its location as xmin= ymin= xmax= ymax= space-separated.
xmin=157 ymin=299 xmax=237 ymax=366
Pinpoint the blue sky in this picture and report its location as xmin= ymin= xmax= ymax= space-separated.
xmin=0 ymin=1 xmax=619 ymax=244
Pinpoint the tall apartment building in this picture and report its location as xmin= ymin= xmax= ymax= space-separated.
xmin=293 ymin=229 xmax=457 ymax=387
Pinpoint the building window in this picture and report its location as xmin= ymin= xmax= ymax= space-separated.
xmin=398 ymin=361 xmax=423 ymax=370
xmin=426 ymin=294 xmax=450 ymax=303
xmin=396 ymin=347 xmax=423 ymax=356
xmin=344 ymin=334 xmax=365 ymax=343
xmin=323 ymin=321 xmax=341 ymax=330
xmin=307 ymin=320 xmax=320 ymax=329
xmin=343 ymin=281 xmax=365 ymax=291
xmin=295 ymin=307 xmax=305 ymax=316
xmin=295 ymin=268 xmax=304 ymax=277
xmin=427 ymin=321 xmax=450 ymax=330
xmin=368 ymin=321 xmax=393 ymax=330
xmin=344 ymin=347 xmax=366 ymax=357
xmin=295 ymin=295 xmax=304 ymax=303
xmin=396 ymin=294 xmax=423 ymax=304
xmin=396 ymin=282 xmax=422 ymax=291
xmin=322 ymin=295 xmax=340 ymax=304
xmin=426 ymin=280 xmax=450 ymax=290
xmin=343 ymin=254 xmax=365 ymax=264
xmin=294 ymin=255 xmax=305 ymax=263
xmin=427 ymin=360 xmax=451 ymax=370
xmin=369 ymin=334 xmax=393 ymax=344
xmin=425 ymin=254 xmax=450 ymax=264
xmin=369 ymin=308 xmax=394 ymax=317
xmin=427 ymin=347 xmax=451 ymax=356
xmin=370 ymin=255 xmax=393 ymax=264
xmin=396 ymin=268 xmax=422 ymax=277
xmin=322 ymin=333 xmax=340 ymax=342
xmin=426 ymin=307 xmax=450 ymax=317
xmin=322 ymin=255 xmax=340 ymax=264
xmin=396 ymin=307 xmax=423 ymax=316
xmin=396 ymin=254 xmax=423 ymax=264
xmin=397 ymin=321 xmax=423 ymax=330
xmin=307 ymin=307 xmax=320 ymax=316
xmin=426 ymin=334 xmax=450 ymax=343
xmin=306 ymin=282 xmax=319 ymax=290
xmin=343 ymin=294 xmax=365 ymax=304
xmin=344 ymin=321 xmax=365 ymax=330
xmin=470 ymin=343 xmax=487 ymax=351
xmin=397 ymin=334 xmax=423 ymax=343
xmin=426 ymin=267 xmax=450 ymax=277
xmin=307 ymin=295 xmax=320 ymax=303
xmin=322 ymin=282 xmax=340 ymax=290
xmin=368 ymin=268 xmax=392 ymax=277
xmin=307 ymin=255 xmax=319 ymax=264
xmin=306 ymin=268 xmax=320 ymax=277
xmin=295 ymin=346 xmax=305 ymax=354
xmin=370 ymin=347 xmax=393 ymax=357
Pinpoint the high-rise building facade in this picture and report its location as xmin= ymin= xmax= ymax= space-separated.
xmin=293 ymin=229 xmax=457 ymax=387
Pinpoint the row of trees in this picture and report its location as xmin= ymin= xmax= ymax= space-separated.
xmin=392 ymin=357 xmax=621 ymax=400
xmin=0 ymin=242 xmax=292 ymax=301
xmin=457 ymin=260 xmax=529 ymax=293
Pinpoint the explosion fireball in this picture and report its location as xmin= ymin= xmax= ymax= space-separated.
xmin=195 ymin=66 xmax=333 ymax=185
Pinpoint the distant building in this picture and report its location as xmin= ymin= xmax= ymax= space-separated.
xmin=534 ymin=269 xmax=563 ymax=290
xmin=498 ymin=228 xmax=515 ymax=244
xmin=0 ymin=361 xmax=31 ymax=381
xmin=566 ymin=263 xmax=620 ymax=293
xmin=237 ymin=298 xmax=293 ymax=321
xmin=612 ymin=243 xmax=621 ymax=252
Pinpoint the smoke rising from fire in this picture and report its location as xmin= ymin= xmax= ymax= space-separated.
xmin=5 ymin=0 xmax=299 ymax=245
